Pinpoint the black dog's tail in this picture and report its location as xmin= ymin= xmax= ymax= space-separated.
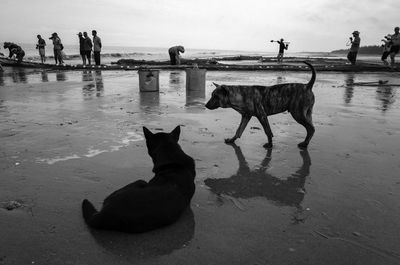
xmin=82 ymin=199 xmax=100 ymax=226
xmin=303 ymin=61 xmax=316 ymax=90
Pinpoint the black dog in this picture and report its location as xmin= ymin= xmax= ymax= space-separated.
xmin=205 ymin=61 xmax=316 ymax=148
xmin=82 ymin=126 xmax=196 ymax=233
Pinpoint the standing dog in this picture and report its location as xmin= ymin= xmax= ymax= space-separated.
xmin=82 ymin=126 xmax=196 ymax=233
xmin=205 ymin=61 xmax=316 ymax=148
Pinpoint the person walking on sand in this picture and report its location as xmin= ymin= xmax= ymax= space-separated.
xmin=3 ymin=42 xmax=25 ymax=64
xmin=168 ymin=45 xmax=185 ymax=65
xmin=36 ymin=35 xmax=46 ymax=64
xmin=92 ymin=30 xmax=102 ymax=65
xmin=83 ymin=32 xmax=93 ymax=65
xmin=347 ymin=31 xmax=361 ymax=65
xmin=271 ymin=39 xmax=289 ymax=63
xmin=49 ymin=33 xmax=64 ymax=65
xmin=389 ymin=26 xmax=400 ymax=67
xmin=78 ymin=32 xmax=86 ymax=65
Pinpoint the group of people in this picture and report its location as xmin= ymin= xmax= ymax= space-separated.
xmin=346 ymin=26 xmax=399 ymax=66
xmin=1 ymin=30 xmax=102 ymax=66
xmin=77 ymin=30 xmax=102 ymax=65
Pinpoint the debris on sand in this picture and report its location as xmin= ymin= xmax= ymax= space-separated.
xmin=3 ymin=200 xmax=23 ymax=210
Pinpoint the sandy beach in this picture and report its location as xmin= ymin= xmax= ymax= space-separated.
xmin=1 ymin=67 xmax=400 ymax=265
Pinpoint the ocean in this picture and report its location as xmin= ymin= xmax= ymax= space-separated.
xmin=4 ymin=43 xmax=339 ymax=65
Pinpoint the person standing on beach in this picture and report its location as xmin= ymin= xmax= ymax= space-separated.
xmin=168 ymin=45 xmax=185 ymax=65
xmin=92 ymin=30 xmax=102 ymax=65
xmin=49 ymin=33 xmax=64 ymax=65
xmin=36 ymin=35 xmax=46 ymax=63
xmin=272 ymin=39 xmax=288 ymax=63
xmin=83 ymin=32 xmax=93 ymax=65
xmin=78 ymin=32 xmax=86 ymax=65
xmin=347 ymin=31 xmax=360 ymax=65
xmin=381 ymin=34 xmax=392 ymax=66
xmin=3 ymin=42 xmax=25 ymax=64
xmin=389 ymin=27 xmax=400 ymax=67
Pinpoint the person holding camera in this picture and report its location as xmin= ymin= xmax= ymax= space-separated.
xmin=347 ymin=31 xmax=361 ymax=65
xmin=347 ymin=30 xmax=361 ymax=65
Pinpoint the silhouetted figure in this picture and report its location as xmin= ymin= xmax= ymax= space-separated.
xmin=92 ymin=30 xmax=102 ymax=65
xmin=3 ymin=42 xmax=25 ymax=63
xmin=271 ymin=39 xmax=289 ymax=63
xmin=381 ymin=34 xmax=392 ymax=66
xmin=78 ymin=32 xmax=86 ymax=65
xmin=347 ymin=31 xmax=360 ymax=65
xmin=389 ymin=26 xmax=400 ymax=67
xmin=204 ymin=144 xmax=311 ymax=208
xmin=49 ymin=32 xmax=64 ymax=65
xmin=169 ymin=46 xmax=185 ymax=65
xmin=36 ymin=35 xmax=46 ymax=63
xmin=83 ymin=32 xmax=93 ymax=65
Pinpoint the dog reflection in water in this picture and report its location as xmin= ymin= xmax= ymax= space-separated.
xmin=204 ymin=144 xmax=311 ymax=207
xmin=82 ymin=126 xmax=196 ymax=233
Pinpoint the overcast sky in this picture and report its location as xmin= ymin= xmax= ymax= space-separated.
xmin=1 ymin=0 xmax=399 ymax=52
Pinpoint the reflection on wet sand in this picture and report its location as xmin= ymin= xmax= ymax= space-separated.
xmin=82 ymin=71 xmax=104 ymax=98
xmin=185 ymin=88 xmax=205 ymax=107
xmin=0 ymin=71 xmax=4 ymax=86
xmin=376 ymin=84 xmax=395 ymax=112
xmin=90 ymin=208 xmax=194 ymax=260
xmin=41 ymin=71 xmax=48 ymax=82
xmin=56 ymin=71 xmax=67 ymax=82
xmin=82 ymin=71 xmax=95 ymax=98
xmin=169 ymin=71 xmax=182 ymax=90
xmin=344 ymin=73 xmax=355 ymax=104
xmin=140 ymin=91 xmax=160 ymax=111
xmin=204 ymin=144 xmax=311 ymax=207
xmin=11 ymin=68 xmax=27 ymax=84
xmin=94 ymin=70 xmax=104 ymax=97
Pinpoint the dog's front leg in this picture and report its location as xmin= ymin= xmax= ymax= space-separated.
xmin=225 ymin=114 xmax=251 ymax=144
xmin=257 ymin=115 xmax=274 ymax=148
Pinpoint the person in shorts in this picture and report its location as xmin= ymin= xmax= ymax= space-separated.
xmin=83 ymin=32 xmax=93 ymax=65
xmin=36 ymin=35 xmax=46 ymax=63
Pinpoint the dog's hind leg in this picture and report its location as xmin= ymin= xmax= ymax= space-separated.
xmin=291 ymin=108 xmax=315 ymax=148
xmin=225 ymin=114 xmax=251 ymax=144
xmin=256 ymin=115 xmax=274 ymax=148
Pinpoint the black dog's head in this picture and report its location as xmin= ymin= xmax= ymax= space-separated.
xmin=143 ymin=126 xmax=180 ymax=157
xmin=205 ymin=83 xmax=230 ymax=110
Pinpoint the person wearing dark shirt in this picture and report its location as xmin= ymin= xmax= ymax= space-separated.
xmin=272 ymin=38 xmax=289 ymax=63
xmin=36 ymin=35 xmax=46 ymax=63
xmin=83 ymin=32 xmax=93 ymax=65
xmin=3 ymin=42 xmax=25 ymax=63
xmin=168 ymin=45 xmax=185 ymax=65
xmin=78 ymin=32 xmax=86 ymax=65
xmin=347 ymin=31 xmax=361 ymax=65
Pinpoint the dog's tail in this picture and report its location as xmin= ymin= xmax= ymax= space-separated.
xmin=303 ymin=61 xmax=316 ymax=90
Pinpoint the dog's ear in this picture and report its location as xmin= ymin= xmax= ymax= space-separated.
xmin=212 ymin=82 xmax=219 ymax=87
xmin=170 ymin=125 xmax=180 ymax=142
xmin=143 ymin=126 xmax=153 ymax=140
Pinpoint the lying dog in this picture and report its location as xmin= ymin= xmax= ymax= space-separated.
xmin=82 ymin=126 xmax=196 ymax=233
xmin=205 ymin=61 xmax=316 ymax=148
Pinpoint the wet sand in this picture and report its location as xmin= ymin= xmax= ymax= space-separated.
xmin=0 ymin=68 xmax=400 ymax=265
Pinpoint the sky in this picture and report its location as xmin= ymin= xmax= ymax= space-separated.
xmin=0 ymin=0 xmax=399 ymax=52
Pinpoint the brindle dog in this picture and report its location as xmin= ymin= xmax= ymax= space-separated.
xmin=205 ymin=61 xmax=316 ymax=148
